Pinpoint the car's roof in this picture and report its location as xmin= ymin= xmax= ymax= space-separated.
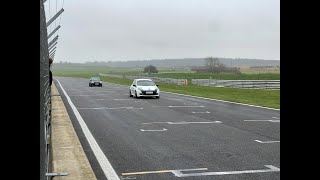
xmin=135 ymin=79 xmax=153 ymax=81
xmin=90 ymin=77 xmax=100 ymax=79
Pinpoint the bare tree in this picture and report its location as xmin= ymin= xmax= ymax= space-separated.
xmin=216 ymin=63 xmax=226 ymax=74
xmin=205 ymin=57 xmax=220 ymax=73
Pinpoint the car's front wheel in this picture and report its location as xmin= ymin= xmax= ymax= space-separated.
xmin=135 ymin=91 xmax=138 ymax=98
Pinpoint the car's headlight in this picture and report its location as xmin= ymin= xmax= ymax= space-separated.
xmin=138 ymin=87 xmax=143 ymax=91
xmin=100 ymin=81 xmax=102 ymax=83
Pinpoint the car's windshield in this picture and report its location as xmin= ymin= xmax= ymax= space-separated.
xmin=137 ymin=80 xmax=155 ymax=86
xmin=91 ymin=77 xmax=100 ymax=81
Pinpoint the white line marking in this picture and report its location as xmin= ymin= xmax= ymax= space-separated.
xmin=78 ymin=107 xmax=143 ymax=110
xmin=59 ymin=146 xmax=74 ymax=149
xmin=162 ymin=91 xmax=280 ymax=111
xmin=122 ymin=168 xmax=207 ymax=176
xmin=192 ymin=111 xmax=210 ymax=114
xmin=69 ymin=94 xmax=109 ymax=96
xmin=91 ymin=99 xmax=132 ymax=101
xmin=140 ymin=128 xmax=167 ymax=132
xmin=174 ymin=168 xmax=209 ymax=172
xmin=255 ymin=140 xmax=280 ymax=143
xmin=169 ymin=121 xmax=221 ymax=124
xmin=272 ymin=117 xmax=280 ymax=119
xmin=84 ymin=91 xmax=115 ymax=93
xmin=169 ymin=98 xmax=184 ymax=101
xmin=152 ymin=105 xmax=204 ymax=108
xmin=122 ymin=166 xmax=279 ymax=177
xmin=244 ymin=120 xmax=280 ymax=122
xmin=120 ymin=176 xmax=137 ymax=179
xmin=142 ymin=121 xmax=221 ymax=125
xmin=184 ymin=103 xmax=198 ymax=105
xmin=173 ymin=165 xmax=280 ymax=177
xmin=56 ymin=79 xmax=120 ymax=180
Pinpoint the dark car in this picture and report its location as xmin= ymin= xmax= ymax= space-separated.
xmin=89 ymin=77 xmax=102 ymax=87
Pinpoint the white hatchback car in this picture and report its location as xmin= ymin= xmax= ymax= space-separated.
xmin=129 ymin=79 xmax=160 ymax=98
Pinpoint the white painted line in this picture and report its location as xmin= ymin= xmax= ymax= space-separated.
xmin=69 ymin=94 xmax=109 ymax=96
xmin=122 ymin=170 xmax=172 ymax=175
xmin=169 ymin=121 xmax=221 ymax=124
xmin=56 ymin=79 xmax=120 ymax=180
xmin=87 ymin=91 xmax=116 ymax=93
xmin=173 ymin=165 xmax=280 ymax=177
xmin=59 ymin=146 xmax=74 ymax=149
xmin=152 ymin=105 xmax=204 ymax=108
xmin=165 ymin=98 xmax=183 ymax=101
xmin=184 ymin=103 xmax=198 ymax=105
xmin=122 ymin=166 xmax=279 ymax=177
xmin=174 ymin=168 xmax=209 ymax=172
xmin=192 ymin=111 xmax=210 ymax=114
xmin=244 ymin=120 xmax=280 ymax=123
xmin=142 ymin=122 xmax=171 ymax=125
xmin=78 ymin=107 xmax=143 ymax=110
xmin=140 ymin=128 xmax=167 ymax=132
xmin=91 ymin=98 xmax=132 ymax=101
xmin=142 ymin=121 xmax=221 ymax=125
xmin=122 ymin=168 xmax=207 ymax=176
xmin=255 ymin=140 xmax=280 ymax=143
xmin=272 ymin=117 xmax=280 ymax=119
xmin=162 ymin=91 xmax=280 ymax=111
xmin=121 ymin=176 xmax=137 ymax=179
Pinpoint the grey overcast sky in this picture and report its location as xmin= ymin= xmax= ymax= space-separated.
xmin=46 ymin=0 xmax=280 ymax=63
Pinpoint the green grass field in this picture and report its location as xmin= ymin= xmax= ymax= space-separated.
xmin=53 ymin=65 xmax=279 ymax=80
xmin=53 ymin=66 xmax=280 ymax=109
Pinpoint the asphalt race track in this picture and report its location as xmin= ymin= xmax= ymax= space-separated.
xmin=55 ymin=77 xmax=280 ymax=180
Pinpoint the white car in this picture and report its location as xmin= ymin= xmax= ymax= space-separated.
xmin=129 ymin=79 xmax=160 ymax=98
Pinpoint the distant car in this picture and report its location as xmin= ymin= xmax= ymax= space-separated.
xmin=89 ymin=77 xmax=102 ymax=87
xmin=129 ymin=79 xmax=160 ymax=98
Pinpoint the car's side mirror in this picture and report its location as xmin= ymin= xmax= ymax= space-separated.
xmin=156 ymin=85 xmax=159 ymax=87
xmin=133 ymin=85 xmax=136 ymax=87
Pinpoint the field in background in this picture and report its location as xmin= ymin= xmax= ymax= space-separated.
xmin=53 ymin=65 xmax=280 ymax=80
xmin=240 ymin=69 xmax=280 ymax=74
xmin=53 ymin=65 xmax=280 ymax=109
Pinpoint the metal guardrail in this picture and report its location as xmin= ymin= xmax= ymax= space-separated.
xmin=191 ymin=79 xmax=280 ymax=90
xmin=99 ymin=73 xmax=279 ymax=89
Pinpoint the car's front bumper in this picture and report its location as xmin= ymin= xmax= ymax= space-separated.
xmin=91 ymin=82 xmax=102 ymax=86
xmin=137 ymin=90 xmax=159 ymax=96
